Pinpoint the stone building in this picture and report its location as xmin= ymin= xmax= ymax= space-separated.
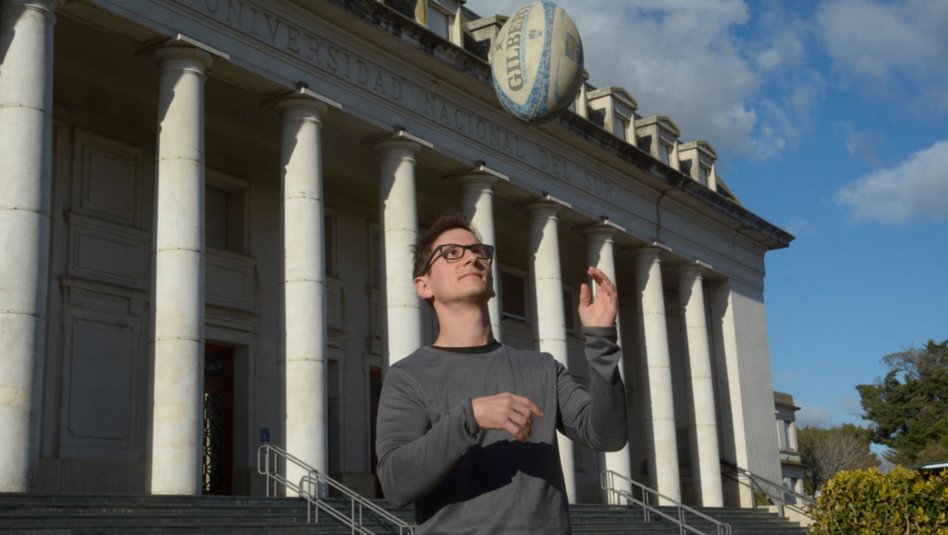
xmin=0 ymin=0 xmax=793 ymax=508
xmin=774 ymin=391 xmax=805 ymax=497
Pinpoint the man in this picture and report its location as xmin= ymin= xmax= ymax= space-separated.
xmin=375 ymin=212 xmax=628 ymax=534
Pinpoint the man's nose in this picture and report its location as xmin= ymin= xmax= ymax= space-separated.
xmin=461 ymin=247 xmax=483 ymax=265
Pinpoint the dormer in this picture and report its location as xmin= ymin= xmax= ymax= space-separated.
xmin=635 ymin=115 xmax=680 ymax=167
xmin=678 ymin=140 xmax=718 ymax=189
xmin=586 ymin=86 xmax=638 ymax=145
xmin=465 ymin=14 xmax=505 ymax=46
xmin=387 ymin=0 xmax=467 ymax=46
xmin=427 ymin=0 xmax=467 ymax=45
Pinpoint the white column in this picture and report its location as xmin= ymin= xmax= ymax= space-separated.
xmin=150 ymin=44 xmax=213 ymax=495
xmin=526 ymin=198 xmax=576 ymax=503
xmin=0 ymin=0 xmax=58 ymax=493
xmin=276 ymin=92 xmax=331 ymax=489
xmin=373 ymin=132 xmax=427 ymax=366
xmin=676 ymin=264 xmax=723 ymax=507
xmin=708 ymin=278 xmax=754 ymax=507
xmin=633 ymin=246 xmax=681 ymax=503
xmin=457 ymin=165 xmax=507 ymax=342
xmin=582 ymin=222 xmax=632 ymax=502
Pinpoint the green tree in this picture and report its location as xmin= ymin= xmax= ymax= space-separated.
xmin=798 ymin=424 xmax=879 ymax=494
xmin=857 ymin=339 xmax=948 ymax=466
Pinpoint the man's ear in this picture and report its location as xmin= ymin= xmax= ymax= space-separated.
xmin=415 ymin=275 xmax=433 ymax=300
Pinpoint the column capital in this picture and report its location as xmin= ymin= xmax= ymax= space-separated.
xmin=144 ymin=33 xmax=230 ymax=74
xmin=578 ymin=217 xmax=626 ymax=240
xmin=140 ymin=34 xmax=227 ymax=70
xmin=630 ymin=241 xmax=672 ymax=259
xmin=265 ymin=85 xmax=341 ymax=116
xmin=1 ymin=0 xmax=64 ymax=16
xmin=524 ymin=192 xmax=571 ymax=217
xmin=364 ymin=127 xmax=433 ymax=154
xmin=674 ymin=260 xmax=712 ymax=279
xmin=447 ymin=161 xmax=510 ymax=185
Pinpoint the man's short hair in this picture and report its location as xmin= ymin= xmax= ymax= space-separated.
xmin=412 ymin=212 xmax=480 ymax=278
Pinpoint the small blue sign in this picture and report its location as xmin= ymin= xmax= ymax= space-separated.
xmin=260 ymin=427 xmax=270 ymax=443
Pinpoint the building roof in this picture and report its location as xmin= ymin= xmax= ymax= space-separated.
xmin=330 ymin=0 xmax=794 ymax=251
xmin=774 ymin=391 xmax=800 ymax=410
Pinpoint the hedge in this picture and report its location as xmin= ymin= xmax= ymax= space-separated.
xmin=809 ymin=466 xmax=948 ymax=534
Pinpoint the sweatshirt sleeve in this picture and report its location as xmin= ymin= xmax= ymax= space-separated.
xmin=375 ymin=365 xmax=480 ymax=507
xmin=555 ymin=326 xmax=628 ymax=451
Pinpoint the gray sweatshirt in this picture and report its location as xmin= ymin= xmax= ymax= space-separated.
xmin=375 ymin=326 xmax=628 ymax=534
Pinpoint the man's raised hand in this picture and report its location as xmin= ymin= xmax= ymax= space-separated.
xmin=578 ymin=266 xmax=618 ymax=328
xmin=471 ymin=392 xmax=542 ymax=442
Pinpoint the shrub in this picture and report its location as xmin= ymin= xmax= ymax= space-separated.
xmin=809 ymin=466 xmax=948 ymax=534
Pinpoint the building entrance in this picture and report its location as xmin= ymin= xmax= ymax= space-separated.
xmin=203 ymin=345 xmax=235 ymax=495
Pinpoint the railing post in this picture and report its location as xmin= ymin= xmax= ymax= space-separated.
xmin=264 ymin=448 xmax=271 ymax=497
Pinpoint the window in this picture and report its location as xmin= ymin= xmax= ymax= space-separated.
xmin=204 ymin=179 xmax=247 ymax=254
xmin=427 ymin=4 xmax=451 ymax=38
xmin=613 ymin=116 xmax=629 ymax=141
xmin=659 ymin=142 xmax=671 ymax=164
xmin=699 ymin=164 xmax=712 ymax=186
xmin=414 ymin=0 xmax=453 ymax=40
xmin=501 ymin=270 xmax=527 ymax=322
xmin=206 ymin=186 xmax=229 ymax=251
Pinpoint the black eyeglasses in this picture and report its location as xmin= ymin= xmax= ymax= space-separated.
xmin=421 ymin=243 xmax=494 ymax=274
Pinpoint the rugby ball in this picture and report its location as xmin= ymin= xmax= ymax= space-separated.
xmin=490 ymin=0 xmax=584 ymax=124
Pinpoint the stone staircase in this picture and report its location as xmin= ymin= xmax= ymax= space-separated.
xmin=571 ymin=503 xmax=809 ymax=534
xmin=0 ymin=494 xmax=809 ymax=534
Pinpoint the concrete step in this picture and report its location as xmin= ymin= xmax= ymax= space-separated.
xmin=0 ymin=494 xmax=809 ymax=535
xmin=0 ymin=495 xmax=407 ymax=535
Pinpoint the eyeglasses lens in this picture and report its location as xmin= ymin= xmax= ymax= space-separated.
xmin=441 ymin=244 xmax=492 ymax=262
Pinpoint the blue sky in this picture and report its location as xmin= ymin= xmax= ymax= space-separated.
xmin=467 ymin=0 xmax=948 ymax=432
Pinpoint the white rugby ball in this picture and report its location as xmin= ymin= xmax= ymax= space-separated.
xmin=490 ymin=0 xmax=584 ymax=124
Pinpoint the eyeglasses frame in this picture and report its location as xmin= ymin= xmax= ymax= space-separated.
xmin=420 ymin=243 xmax=495 ymax=275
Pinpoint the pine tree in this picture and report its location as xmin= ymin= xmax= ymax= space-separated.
xmin=857 ymin=340 xmax=948 ymax=465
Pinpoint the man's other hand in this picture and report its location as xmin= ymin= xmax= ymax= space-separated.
xmin=471 ymin=392 xmax=542 ymax=442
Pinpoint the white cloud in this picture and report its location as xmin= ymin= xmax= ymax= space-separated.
xmin=796 ymin=403 xmax=834 ymax=428
xmin=467 ymin=1 xmax=873 ymax=161
xmin=836 ymin=394 xmax=865 ymax=421
xmin=837 ymin=122 xmax=886 ymax=168
xmin=818 ymin=0 xmax=948 ymax=111
xmin=755 ymin=29 xmax=804 ymax=73
xmin=819 ymin=0 xmax=933 ymax=78
xmin=573 ymin=0 xmax=761 ymax=152
xmin=784 ymin=218 xmax=816 ymax=237
xmin=835 ymin=140 xmax=948 ymax=223
xmin=466 ymin=0 xmax=780 ymax=155
xmin=468 ymin=1 xmax=948 ymax=161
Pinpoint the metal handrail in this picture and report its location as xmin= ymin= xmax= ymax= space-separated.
xmin=257 ymin=444 xmax=414 ymax=535
xmin=601 ymin=470 xmax=731 ymax=535
xmin=720 ymin=463 xmax=814 ymax=522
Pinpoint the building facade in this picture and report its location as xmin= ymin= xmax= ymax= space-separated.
xmin=775 ymin=391 xmax=805 ymax=497
xmin=0 ymin=0 xmax=793 ymax=507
